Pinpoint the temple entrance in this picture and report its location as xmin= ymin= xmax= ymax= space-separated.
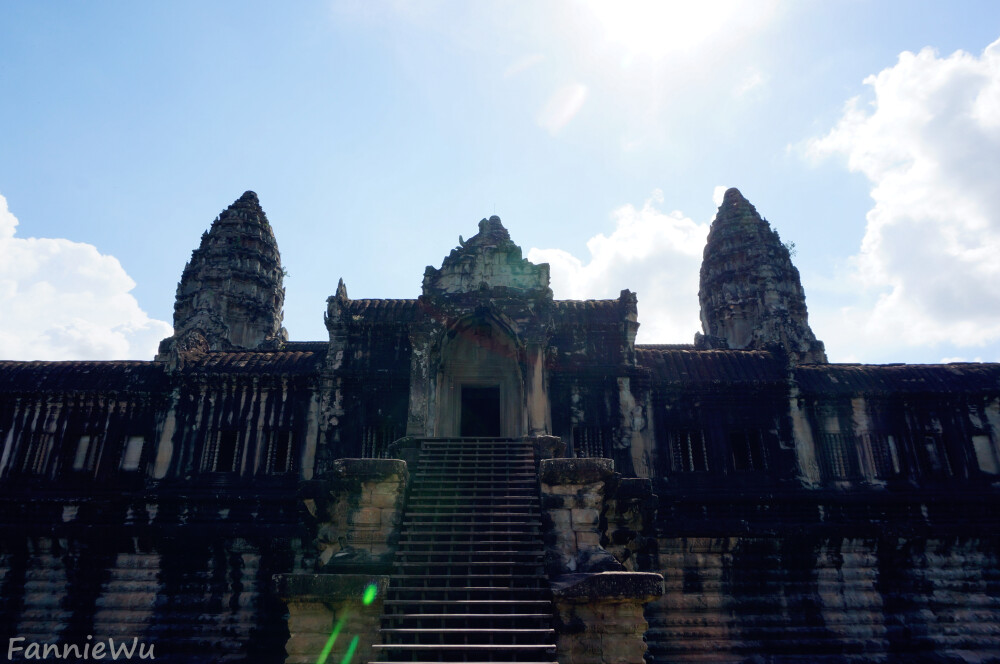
xmin=433 ymin=317 xmax=524 ymax=438
xmin=460 ymin=385 xmax=501 ymax=437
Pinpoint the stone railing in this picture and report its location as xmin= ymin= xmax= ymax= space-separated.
xmin=539 ymin=457 xmax=663 ymax=664
xmin=551 ymin=571 xmax=664 ymax=664
xmin=306 ymin=458 xmax=408 ymax=570
xmin=274 ymin=574 xmax=389 ymax=664
xmin=276 ymin=457 xmax=408 ymax=663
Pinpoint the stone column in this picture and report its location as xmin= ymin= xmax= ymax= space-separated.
xmin=405 ymin=323 xmax=434 ymax=437
xmin=524 ymin=339 xmax=552 ymax=436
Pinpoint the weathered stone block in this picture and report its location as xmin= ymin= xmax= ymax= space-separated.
xmin=348 ymin=506 xmax=381 ymax=526
xmin=599 ymin=634 xmax=646 ymax=664
xmin=572 ymin=507 xmax=600 ymax=529
xmin=550 ymin=508 xmax=572 ymax=527
xmin=370 ymin=490 xmax=399 ymax=509
xmin=541 ymin=457 xmax=615 ymax=485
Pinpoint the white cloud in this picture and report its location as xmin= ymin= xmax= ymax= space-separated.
xmin=537 ymin=83 xmax=588 ymax=135
xmin=0 ymin=193 xmax=172 ymax=360
xmin=529 ymin=189 xmax=708 ymax=343
xmin=805 ymin=38 xmax=1000 ymax=355
xmin=941 ymin=356 xmax=984 ymax=364
xmin=712 ymin=185 xmax=729 ymax=207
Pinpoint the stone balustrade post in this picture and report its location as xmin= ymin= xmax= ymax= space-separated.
xmin=277 ymin=457 xmax=409 ymax=663
xmin=303 ymin=458 xmax=408 ymax=570
xmin=551 ymin=572 xmax=664 ymax=664
xmin=274 ymin=574 xmax=389 ymax=664
xmin=540 ymin=457 xmax=663 ymax=664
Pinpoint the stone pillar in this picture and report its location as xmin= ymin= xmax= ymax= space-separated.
xmin=274 ymin=574 xmax=390 ymax=664
xmin=551 ymin=572 xmax=663 ymax=664
xmin=405 ymin=323 xmax=434 ymax=437
xmin=524 ymin=340 xmax=552 ymax=436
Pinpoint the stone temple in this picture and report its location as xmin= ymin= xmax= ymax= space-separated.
xmin=2 ymin=189 xmax=1000 ymax=663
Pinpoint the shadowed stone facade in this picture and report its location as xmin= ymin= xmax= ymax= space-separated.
xmin=1 ymin=190 xmax=1000 ymax=663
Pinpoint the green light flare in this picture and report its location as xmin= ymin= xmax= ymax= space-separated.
xmin=315 ymin=618 xmax=344 ymax=664
xmin=339 ymin=635 xmax=359 ymax=664
xmin=362 ymin=583 xmax=378 ymax=606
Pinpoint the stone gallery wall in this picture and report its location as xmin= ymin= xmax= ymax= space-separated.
xmin=0 ymin=492 xmax=303 ymax=663
xmin=648 ymin=534 xmax=1000 ymax=662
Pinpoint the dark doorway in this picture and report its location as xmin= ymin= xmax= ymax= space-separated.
xmin=460 ymin=385 xmax=501 ymax=437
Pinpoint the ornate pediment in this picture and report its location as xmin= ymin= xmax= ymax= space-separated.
xmin=422 ymin=216 xmax=551 ymax=300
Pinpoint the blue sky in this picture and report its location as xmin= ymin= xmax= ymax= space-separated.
xmin=2 ymin=1 xmax=1000 ymax=364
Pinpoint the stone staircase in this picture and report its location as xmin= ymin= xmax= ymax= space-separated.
xmin=369 ymin=437 xmax=557 ymax=664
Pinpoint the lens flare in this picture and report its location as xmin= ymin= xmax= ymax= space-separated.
xmin=362 ymin=583 xmax=378 ymax=606
xmin=339 ymin=635 xmax=359 ymax=664
xmin=315 ymin=618 xmax=344 ymax=664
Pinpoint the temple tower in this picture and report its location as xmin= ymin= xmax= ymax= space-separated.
xmin=158 ymin=191 xmax=287 ymax=358
xmin=406 ymin=215 xmax=554 ymax=438
xmin=698 ymin=188 xmax=826 ymax=364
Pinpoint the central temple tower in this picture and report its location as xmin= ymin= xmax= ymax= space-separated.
xmin=406 ymin=216 xmax=555 ymax=438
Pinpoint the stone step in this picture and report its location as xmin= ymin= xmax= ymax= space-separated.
xmin=398 ymin=529 xmax=540 ymax=539
xmin=414 ymin=472 xmax=536 ymax=480
xmin=382 ymin=598 xmax=553 ymax=612
xmin=384 ymin=588 xmax=550 ymax=603
xmin=396 ymin=550 xmax=544 ymax=561
xmin=403 ymin=511 xmax=538 ymax=518
xmin=389 ymin=575 xmax=546 ymax=589
xmin=381 ymin=613 xmax=553 ymax=624
xmin=404 ymin=503 xmax=538 ymax=512
xmin=372 ymin=643 xmax=556 ymax=661
xmin=407 ymin=489 xmax=537 ymax=499
xmin=398 ymin=533 xmax=539 ymax=543
xmin=405 ymin=498 xmax=539 ymax=505
xmin=418 ymin=446 xmax=532 ymax=451
xmin=417 ymin=455 xmax=534 ymax=463
xmin=370 ymin=661 xmax=556 ymax=664
xmin=372 ymin=436 xmax=555 ymax=662
xmin=378 ymin=627 xmax=555 ymax=645
xmin=393 ymin=562 xmax=544 ymax=574
xmin=410 ymin=478 xmax=537 ymax=486
xmin=417 ymin=450 xmax=533 ymax=456
xmin=402 ymin=518 xmax=542 ymax=527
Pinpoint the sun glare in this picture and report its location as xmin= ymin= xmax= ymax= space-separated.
xmin=582 ymin=0 xmax=771 ymax=61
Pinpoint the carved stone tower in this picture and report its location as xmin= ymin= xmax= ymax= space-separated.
xmin=158 ymin=191 xmax=287 ymax=358
xmin=698 ymin=188 xmax=826 ymax=364
xmin=407 ymin=215 xmax=554 ymax=438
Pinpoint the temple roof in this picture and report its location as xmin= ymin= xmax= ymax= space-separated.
xmin=333 ymin=298 xmax=629 ymax=326
xmin=343 ymin=299 xmax=420 ymax=323
xmin=181 ymin=349 xmax=325 ymax=375
xmin=635 ymin=348 xmax=785 ymax=385
xmin=795 ymin=362 xmax=1000 ymax=396
xmin=0 ymin=361 xmax=167 ymax=393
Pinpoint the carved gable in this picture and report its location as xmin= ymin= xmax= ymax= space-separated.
xmin=422 ymin=215 xmax=551 ymax=298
